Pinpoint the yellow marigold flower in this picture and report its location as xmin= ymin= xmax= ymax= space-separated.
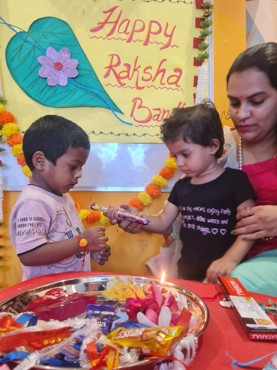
xmin=138 ymin=191 xmax=152 ymax=205
xmin=22 ymin=165 xmax=32 ymax=178
xmin=165 ymin=156 xmax=177 ymax=170
xmin=12 ymin=143 xmax=23 ymax=157
xmin=152 ymin=175 xmax=167 ymax=188
xmin=0 ymin=104 xmax=5 ymax=113
xmin=79 ymin=209 xmax=90 ymax=221
xmin=1 ymin=123 xmax=18 ymax=137
xmin=100 ymin=214 xmax=110 ymax=225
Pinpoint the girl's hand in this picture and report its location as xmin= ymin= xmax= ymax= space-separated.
xmin=106 ymin=204 xmax=144 ymax=234
xmin=206 ymin=257 xmax=237 ymax=284
xmin=233 ymin=205 xmax=277 ymax=240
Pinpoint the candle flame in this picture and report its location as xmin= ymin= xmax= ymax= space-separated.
xmin=160 ymin=271 xmax=166 ymax=285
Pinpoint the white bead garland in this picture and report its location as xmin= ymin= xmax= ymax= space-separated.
xmin=238 ymin=136 xmax=243 ymax=170
xmin=195 ymin=64 xmax=208 ymax=104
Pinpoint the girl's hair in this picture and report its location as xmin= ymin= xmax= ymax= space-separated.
xmin=23 ymin=115 xmax=90 ymax=170
xmin=226 ymin=42 xmax=277 ymax=89
xmin=160 ymin=101 xmax=224 ymax=158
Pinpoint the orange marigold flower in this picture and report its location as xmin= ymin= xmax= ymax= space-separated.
xmin=129 ymin=198 xmax=144 ymax=211
xmin=159 ymin=167 xmax=175 ymax=180
xmin=6 ymin=133 xmax=23 ymax=146
xmin=86 ymin=210 xmax=101 ymax=223
xmin=0 ymin=111 xmax=15 ymax=125
xmin=145 ymin=183 xmax=161 ymax=199
xmin=17 ymin=154 xmax=26 ymax=166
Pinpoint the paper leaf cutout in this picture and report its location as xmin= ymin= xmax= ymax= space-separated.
xmin=5 ymin=17 xmax=124 ymax=117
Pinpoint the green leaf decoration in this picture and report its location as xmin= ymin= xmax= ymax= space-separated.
xmin=4 ymin=17 xmax=130 ymax=124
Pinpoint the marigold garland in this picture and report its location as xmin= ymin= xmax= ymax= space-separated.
xmin=0 ymin=105 xmax=31 ymax=179
xmin=80 ymin=153 xmax=177 ymax=224
xmin=128 ymin=154 xmax=177 ymax=212
xmin=0 ymin=103 xmax=177 ymax=225
xmin=0 ymin=111 xmax=15 ymax=125
xmin=145 ymin=183 xmax=161 ymax=199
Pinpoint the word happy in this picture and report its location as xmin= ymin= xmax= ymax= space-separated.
xmin=89 ymin=6 xmax=176 ymax=50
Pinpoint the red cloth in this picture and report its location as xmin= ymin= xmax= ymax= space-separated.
xmin=0 ymin=272 xmax=275 ymax=369
xmin=242 ymin=157 xmax=277 ymax=258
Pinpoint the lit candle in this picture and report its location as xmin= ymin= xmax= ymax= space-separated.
xmin=160 ymin=271 xmax=166 ymax=286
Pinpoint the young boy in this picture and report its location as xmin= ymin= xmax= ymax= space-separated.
xmin=10 ymin=115 xmax=110 ymax=280
xmin=107 ymin=102 xmax=257 ymax=283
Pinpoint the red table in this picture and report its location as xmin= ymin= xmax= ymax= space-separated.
xmin=0 ymin=272 xmax=276 ymax=370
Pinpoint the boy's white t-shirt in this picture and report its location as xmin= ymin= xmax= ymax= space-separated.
xmin=10 ymin=185 xmax=91 ymax=280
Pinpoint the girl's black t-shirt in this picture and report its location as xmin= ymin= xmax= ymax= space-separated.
xmin=168 ymin=168 xmax=256 ymax=281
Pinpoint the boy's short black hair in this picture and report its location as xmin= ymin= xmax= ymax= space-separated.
xmin=160 ymin=101 xmax=224 ymax=158
xmin=23 ymin=115 xmax=90 ymax=170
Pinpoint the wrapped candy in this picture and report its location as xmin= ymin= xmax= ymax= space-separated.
xmin=106 ymin=326 xmax=185 ymax=357
xmin=24 ymin=288 xmax=97 ymax=321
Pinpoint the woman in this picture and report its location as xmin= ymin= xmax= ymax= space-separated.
xmin=226 ymin=42 xmax=277 ymax=296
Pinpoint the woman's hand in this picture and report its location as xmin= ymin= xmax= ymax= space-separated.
xmin=233 ymin=205 xmax=277 ymax=240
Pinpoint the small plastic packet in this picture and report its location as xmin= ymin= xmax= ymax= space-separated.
xmin=86 ymin=304 xmax=116 ymax=335
xmin=106 ymin=326 xmax=184 ymax=357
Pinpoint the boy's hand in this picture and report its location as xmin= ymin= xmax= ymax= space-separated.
xmin=82 ymin=226 xmax=108 ymax=251
xmin=91 ymin=245 xmax=111 ymax=265
xmin=205 ymin=257 xmax=238 ymax=284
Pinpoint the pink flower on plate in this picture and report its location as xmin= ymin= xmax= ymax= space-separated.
xmin=125 ymin=281 xmax=184 ymax=327
xmin=38 ymin=47 xmax=79 ymax=86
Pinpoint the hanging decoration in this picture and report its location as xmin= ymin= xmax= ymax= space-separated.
xmin=194 ymin=1 xmax=213 ymax=104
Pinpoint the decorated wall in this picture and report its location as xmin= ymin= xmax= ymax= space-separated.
xmin=0 ymin=0 xmax=210 ymax=143
xmin=0 ymin=0 xmax=247 ymax=287
xmin=0 ymin=0 xmax=213 ymax=191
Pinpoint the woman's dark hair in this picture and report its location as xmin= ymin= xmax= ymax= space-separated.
xmin=226 ymin=42 xmax=277 ymax=89
xmin=160 ymin=101 xmax=224 ymax=158
xmin=23 ymin=115 xmax=90 ymax=170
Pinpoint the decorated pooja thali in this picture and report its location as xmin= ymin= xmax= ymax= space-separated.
xmin=0 ymin=275 xmax=209 ymax=369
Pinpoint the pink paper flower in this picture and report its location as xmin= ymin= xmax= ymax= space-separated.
xmin=125 ymin=281 xmax=183 ymax=326
xmin=38 ymin=47 xmax=78 ymax=86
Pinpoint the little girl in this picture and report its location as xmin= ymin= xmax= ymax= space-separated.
xmin=107 ymin=102 xmax=256 ymax=283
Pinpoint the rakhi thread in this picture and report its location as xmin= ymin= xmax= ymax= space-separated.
xmin=226 ymin=350 xmax=277 ymax=368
